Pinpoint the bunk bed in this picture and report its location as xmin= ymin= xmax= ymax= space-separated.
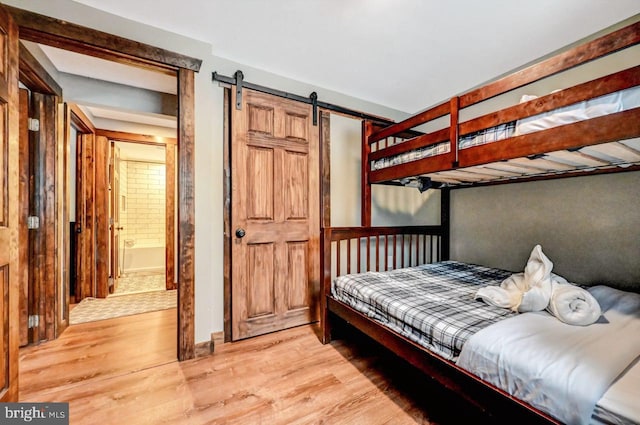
xmin=320 ymin=21 xmax=640 ymax=425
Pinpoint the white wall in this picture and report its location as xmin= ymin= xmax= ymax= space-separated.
xmin=9 ymin=0 xmax=414 ymax=343
xmin=330 ymin=114 xmax=440 ymax=227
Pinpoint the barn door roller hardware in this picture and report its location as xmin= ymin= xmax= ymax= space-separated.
xmin=234 ymin=70 xmax=244 ymax=110
xmin=212 ymin=70 xmax=397 ymax=127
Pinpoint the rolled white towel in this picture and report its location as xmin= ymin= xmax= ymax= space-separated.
xmin=547 ymin=283 xmax=602 ymax=326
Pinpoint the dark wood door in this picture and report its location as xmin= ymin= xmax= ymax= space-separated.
xmin=0 ymin=5 xmax=20 ymax=402
xmin=231 ymin=89 xmax=320 ymax=340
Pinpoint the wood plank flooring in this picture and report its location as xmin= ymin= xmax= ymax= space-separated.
xmin=19 ymin=310 xmax=488 ymax=424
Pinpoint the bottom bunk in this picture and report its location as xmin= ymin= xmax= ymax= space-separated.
xmin=321 ymin=226 xmax=640 ymax=425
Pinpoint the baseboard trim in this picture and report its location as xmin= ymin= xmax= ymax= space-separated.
xmin=194 ymin=331 xmax=224 ymax=358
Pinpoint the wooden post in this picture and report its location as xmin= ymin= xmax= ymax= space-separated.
xmin=449 ymin=96 xmax=459 ymax=168
xmin=177 ymin=68 xmax=195 ymax=361
xmin=361 ymin=120 xmax=374 ymax=227
xmin=320 ymin=228 xmax=332 ymax=343
xmin=440 ymin=188 xmax=450 ymax=261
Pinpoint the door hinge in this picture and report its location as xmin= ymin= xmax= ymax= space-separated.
xmin=28 ymin=118 xmax=40 ymax=132
xmin=27 ymin=216 xmax=40 ymax=229
xmin=28 ymin=315 xmax=39 ymax=329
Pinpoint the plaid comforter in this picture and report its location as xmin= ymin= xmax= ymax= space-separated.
xmin=331 ymin=261 xmax=516 ymax=361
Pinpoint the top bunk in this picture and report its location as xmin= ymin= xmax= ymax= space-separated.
xmin=365 ymin=20 xmax=640 ymax=188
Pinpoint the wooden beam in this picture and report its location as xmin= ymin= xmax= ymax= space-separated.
xmin=94 ymin=135 xmax=109 ymax=298
xmin=95 ymin=129 xmax=176 ymax=145
xmin=440 ymin=189 xmax=450 ymax=261
xmin=177 ymin=68 xmax=195 ymax=361
xmin=68 ymin=103 xmax=95 ymax=133
xmin=7 ymin=6 xmax=202 ymax=74
xmin=451 ymin=163 xmax=640 ymax=189
xmin=460 ymin=66 xmax=640 ymax=136
xmin=320 ymin=111 xmax=331 ymax=229
xmin=369 ymin=153 xmax=454 ymax=184
xmin=55 ymin=101 xmax=70 ymax=338
xmin=368 ymin=128 xmax=449 ymax=162
xmin=361 ymin=121 xmax=373 ymax=227
xmin=328 ymin=298 xmax=561 ymax=424
xmin=459 ymin=109 xmax=640 ymax=168
xmin=369 ymin=101 xmax=450 ymax=144
xmin=18 ymin=42 xmax=63 ymax=97
xmin=222 ymin=88 xmax=232 ymax=344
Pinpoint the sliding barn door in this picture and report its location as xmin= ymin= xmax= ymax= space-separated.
xmin=0 ymin=6 xmax=20 ymax=401
xmin=231 ymin=89 xmax=319 ymax=340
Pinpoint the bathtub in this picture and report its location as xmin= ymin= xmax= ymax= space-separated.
xmin=122 ymin=245 xmax=165 ymax=273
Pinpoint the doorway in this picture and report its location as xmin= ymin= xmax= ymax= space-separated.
xmin=111 ymin=142 xmax=168 ymax=296
xmin=68 ymin=133 xmax=178 ymax=325
xmin=9 ymin=4 xmax=199 ymax=363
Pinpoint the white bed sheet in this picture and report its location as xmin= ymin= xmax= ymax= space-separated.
xmin=593 ymin=356 xmax=640 ymax=425
xmin=456 ymin=285 xmax=640 ymax=425
xmin=514 ymin=86 xmax=640 ymax=136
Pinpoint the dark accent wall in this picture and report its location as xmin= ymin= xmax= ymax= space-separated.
xmin=450 ymin=171 xmax=640 ymax=291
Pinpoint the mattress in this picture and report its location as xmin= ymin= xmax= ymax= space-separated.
xmin=371 ymin=85 xmax=640 ymax=171
xmin=457 ymin=285 xmax=640 ymax=425
xmin=592 ymin=356 xmax=640 ymax=425
xmin=331 ymin=261 xmax=514 ymax=360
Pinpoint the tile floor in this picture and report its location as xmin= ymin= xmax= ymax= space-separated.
xmin=69 ymin=271 xmax=175 ymax=325
xmin=111 ymin=271 xmax=166 ymax=296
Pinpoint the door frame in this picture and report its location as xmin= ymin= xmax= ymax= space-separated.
xmin=8 ymin=6 xmax=201 ymax=360
xmin=95 ymin=130 xmax=178 ymax=292
xmin=69 ymin=103 xmax=96 ymax=302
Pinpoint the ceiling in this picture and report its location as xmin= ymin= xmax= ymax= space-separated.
xmin=116 ymin=141 xmax=166 ymax=162
xmin=36 ymin=44 xmax=177 ymax=130
xmin=40 ymin=44 xmax=176 ymax=95
xmin=69 ymin=0 xmax=640 ymax=114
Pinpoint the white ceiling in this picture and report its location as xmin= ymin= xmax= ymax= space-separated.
xmin=36 ymin=44 xmax=177 ymax=131
xmin=69 ymin=0 xmax=640 ymax=113
xmin=78 ymin=103 xmax=177 ymax=129
xmin=40 ymin=44 xmax=177 ymax=95
xmin=116 ymin=141 xmax=166 ymax=162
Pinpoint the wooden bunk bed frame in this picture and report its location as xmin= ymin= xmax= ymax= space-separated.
xmin=320 ymin=21 xmax=640 ymax=424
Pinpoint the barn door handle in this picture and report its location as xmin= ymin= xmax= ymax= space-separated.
xmin=235 ymin=228 xmax=246 ymax=238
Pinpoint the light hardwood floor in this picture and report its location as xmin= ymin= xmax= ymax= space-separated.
xmin=19 ymin=310 xmax=487 ymax=424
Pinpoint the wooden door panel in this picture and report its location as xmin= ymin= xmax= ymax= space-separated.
xmin=232 ymin=89 xmax=319 ymax=340
xmin=285 ymin=241 xmax=309 ymax=311
xmin=284 ymin=112 xmax=308 ymax=141
xmin=0 ymin=4 xmax=19 ymax=401
xmin=246 ymin=243 xmax=275 ymax=319
xmin=247 ymin=103 xmax=274 ymax=135
xmin=283 ymin=151 xmax=308 ymax=220
xmin=246 ymin=146 xmax=274 ymax=221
